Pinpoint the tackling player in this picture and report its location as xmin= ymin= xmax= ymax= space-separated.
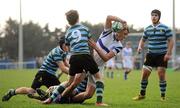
xmin=2 ymin=37 xmax=69 ymax=102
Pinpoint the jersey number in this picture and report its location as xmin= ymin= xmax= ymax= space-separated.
xmin=71 ymin=30 xmax=81 ymax=43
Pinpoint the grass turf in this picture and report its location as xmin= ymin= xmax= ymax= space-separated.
xmin=0 ymin=69 xmax=180 ymax=108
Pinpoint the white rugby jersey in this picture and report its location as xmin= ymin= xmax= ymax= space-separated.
xmin=94 ymin=29 xmax=123 ymax=66
xmin=122 ymin=47 xmax=133 ymax=60
xmin=122 ymin=47 xmax=133 ymax=68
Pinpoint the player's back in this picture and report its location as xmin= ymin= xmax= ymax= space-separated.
xmin=65 ymin=24 xmax=91 ymax=55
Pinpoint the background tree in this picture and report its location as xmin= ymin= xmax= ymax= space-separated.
xmin=1 ymin=18 xmax=179 ymax=61
xmin=1 ymin=18 xmax=19 ymax=60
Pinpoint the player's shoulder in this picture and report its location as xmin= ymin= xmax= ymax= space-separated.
xmin=80 ymin=24 xmax=89 ymax=32
xmin=144 ymin=25 xmax=153 ymax=31
xmin=158 ymin=23 xmax=169 ymax=29
xmin=52 ymin=46 xmax=63 ymax=55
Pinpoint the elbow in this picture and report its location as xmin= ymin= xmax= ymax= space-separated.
xmin=102 ymin=57 xmax=110 ymax=62
xmin=106 ymin=15 xmax=113 ymax=22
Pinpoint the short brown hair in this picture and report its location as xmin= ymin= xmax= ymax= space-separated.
xmin=151 ymin=9 xmax=161 ymax=19
xmin=65 ymin=10 xmax=79 ymax=25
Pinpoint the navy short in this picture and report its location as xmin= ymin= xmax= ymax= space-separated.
xmin=31 ymin=70 xmax=60 ymax=89
xmin=144 ymin=53 xmax=168 ymax=68
xmin=69 ymin=54 xmax=99 ymax=76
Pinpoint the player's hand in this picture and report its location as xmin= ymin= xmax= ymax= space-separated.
xmin=88 ymin=38 xmax=97 ymax=49
xmin=164 ymin=53 xmax=171 ymax=61
xmin=41 ymin=98 xmax=52 ymax=104
xmin=137 ymin=47 xmax=142 ymax=54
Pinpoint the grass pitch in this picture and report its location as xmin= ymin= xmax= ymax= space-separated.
xmin=0 ymin=69 xmax=180 ymax=108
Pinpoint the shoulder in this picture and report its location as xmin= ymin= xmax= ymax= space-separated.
xmin=53 ymin=46 xmax=64 ymax=55
xmin=117 ymin=41 xmax=123 ymax=47
xmin=144 ymin=25 xmax=153 ymax=31
xmin=158 ymin=23 xmax=170 ymax=29
xmin=78 ymin=24 xmax=89 ymax=31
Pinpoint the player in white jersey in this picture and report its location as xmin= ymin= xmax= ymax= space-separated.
xmin=93 ymin=28 xmax=123 ymax=73
xmin=106 ymin=57 xmax=115 ymax=78
xmin=122 ymin=41 xmax=134 ymax=80
xmin=69 ymin=15 xmax=129 ymax=105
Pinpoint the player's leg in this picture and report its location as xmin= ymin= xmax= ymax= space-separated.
xmin=42 ymin=76 xmax=74 ymax=104
xmin=110 ymin=68 xmax=114 ymax=79
xmin=83 ymin=55 xmax=107 ymax=106
xmin=2 ymin=71 xmax=44 ymax=101
xmin=157 ymin=67 xmax=167 ymax=101
xmin=133 ymin=65 xmax=152 ymax=100
xmin=124 ymin=68 xmax=132 ymax=80
xmin=123 ymin=60 xmax=128 ymax=80
xmin=73 ymin=75 xmax=96 ymax=102
xmin=2 ymin=87 xmax=36 ymax=101
xmin=123 ymin=60 xmax=132 ymax=80
xmin=133 ymin=53 xmax=154 ymax=100
xmin=123 ymin=68 xmax=128 ymax=80
xmin=93 ymin=72 xmax=108 ymax=106
xmin=61 ymin=73 xmax=85 ymax=97
xmin=156 ymin=54 xmax=168 ymax=101
xmin=28 ymin=70 xmax=61 ymax=101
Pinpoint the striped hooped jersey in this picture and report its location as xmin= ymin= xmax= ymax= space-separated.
xmin=74 ymin=77 xmax=88 ymax=94
xmin=143 ymin=23 xmax=172 ymax=54
xmin=40 ymin=46 xmax=67 ymax=76
xmin=94 ymin=29 xmax=123 ymax=66
xmin=65 ymin=24 xmax=92 ymax=55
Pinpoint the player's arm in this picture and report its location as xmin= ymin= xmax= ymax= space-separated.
xmin=105 ymin=15 xmax=126 ymax=30
xmin=137 ymin=37 xmax=145 ymax=53
xmin=56 ymin=61 xmax=69 ymax=75
xmin=88 ymin=38 xmax=115 ymax=62
xmin=63 ymin=58 xmax=70 ymax=67
xmin=164 ymin=37 xmax=174 ymax=61
xmin=167 ymin=37 xmax=174 ymax=56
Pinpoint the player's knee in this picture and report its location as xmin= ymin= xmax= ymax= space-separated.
xmin=143 ymin=65 xmax=152 ymax=72
xmin=84 ymin=92 xmax=93 ymax=99
xmin=158 ymin=67 xmax=166 ymax=72
xmin=28 ymin=88 xmax=36 ymax=94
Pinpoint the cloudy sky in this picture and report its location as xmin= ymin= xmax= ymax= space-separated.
xmin=0 ymin=0 xmax=179 ymax=31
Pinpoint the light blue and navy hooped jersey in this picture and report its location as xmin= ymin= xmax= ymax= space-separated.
xmin=74 ymin=77 xmax=88 ymax=94
xmin=143 ymin=23 xmax=172 ymax=54
xmin=40 ymin=46 xmax=67 ymax=76
xmin=65 ymin=24 xmax=91 ymax=55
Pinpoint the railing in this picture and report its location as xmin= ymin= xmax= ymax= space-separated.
xmin=0 ymin=61 xmax=37 ymax=69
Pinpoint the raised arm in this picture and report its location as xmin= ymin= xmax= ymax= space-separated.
xmin=105 ymin=15 xmax=126 ymax=30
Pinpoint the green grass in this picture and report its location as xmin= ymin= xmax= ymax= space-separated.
xmin=0 ymin=69 xmax=180 ymax=108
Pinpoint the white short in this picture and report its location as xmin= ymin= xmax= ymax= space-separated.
xmin=87 ymin=66 xmax=105 ymax=86
xmin=122 ymin=59 xmax=133 ymax=69
xmin=87 ymin=72 xmax=96 ymax=87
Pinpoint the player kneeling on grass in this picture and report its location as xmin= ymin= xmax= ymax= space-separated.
xmin=2 ymin=37 xmax=69 ymax=102
xmin=31 ymin=73 xmax=88 ymax=104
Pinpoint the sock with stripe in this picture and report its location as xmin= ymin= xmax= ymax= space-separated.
xmin=96 ymin=81 xmax=104 ymax=103
xmin=140 ymin=80 xmax=148 ymax=96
